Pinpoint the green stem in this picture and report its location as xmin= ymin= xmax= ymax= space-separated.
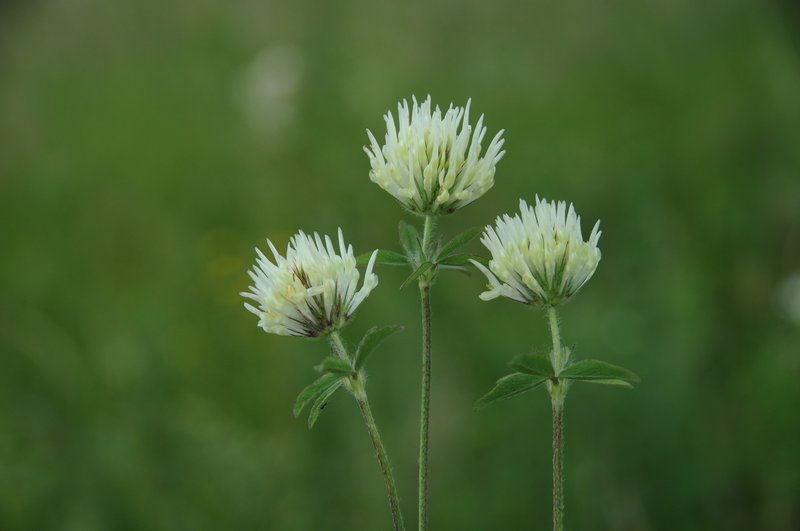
xmin=552 ymin=401 xmax=564 ymax=531
xmin=417 ymin=215 xmax=435 ymax=531
xmin=329 ymin=332 xmax=405 ymax=531
xmin=547 ymin=307 xmax=563 ymax=373
xmin=546 ymin=307 xmax=566 ymax=531
xmin=421 ymin=215 xmax=435 ymax=258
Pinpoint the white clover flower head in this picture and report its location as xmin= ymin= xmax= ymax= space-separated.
xmin=242 ymin=228 xmax=378 ymax=337
xmin=364 ymin=95 xmax=505 ymax=215
xmin=471 ymin=196 xmax=602 ymax=307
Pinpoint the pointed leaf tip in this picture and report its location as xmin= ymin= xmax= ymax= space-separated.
xmin=293 ymin=373 xmax=343 ymax=418
xmin=355 ymin=325 xmax=404 ymax=370
xmin=437 ymin=227 xmax=483 ymax=260
xmin=508 ymin=354 xmax=555 ymax=377
xmin=308 ymin=380 xmax=343 ymax=429
xmin=559 ymin=359 xmax=639 ymax=386
xmin=400 ymin=261 xmax=433 ymax=289
xmin=475 ymin=373 xmax=548 ymax=410
xmin=357 ymin=249 xmax=408 ymax=267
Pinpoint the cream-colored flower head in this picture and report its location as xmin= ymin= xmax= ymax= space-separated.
xmin=471 ymin=197 xmax=601 ymax=307
xmin=364 ymin=95 xmax=505 ymax=215
xmin=242 ymin=229 xmax=378 ymax=337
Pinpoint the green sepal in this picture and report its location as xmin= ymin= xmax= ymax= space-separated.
xmin=508 ymin=354 xmax=555 ymax=377
xmin=475 ymin=373 xmax=549 ymax=409
xmin=308 ymin=379 xmax=344 ymax=429
xmin=398 ymin=220 xmax=422 ymax=263
xmin=436 ymin=227 xmax=483 ymax=260
xmin=314 ymin=356 xmax=353 ymax=375
xmin=559 ymin=359 xmax=640 ymax=387
xmin=293 ymin=373 xmax=343 ymax=418
xmin=355 ymin=325 xmax=404 ymax=370
xmin=356 ymin=250 xmax=408 ymax=267
xmin=399 ymin=261 xmax=433 ymax=289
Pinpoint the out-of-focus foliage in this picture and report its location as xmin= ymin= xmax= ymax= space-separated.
xmin=1 ymin=0 xmax=799 ymax=529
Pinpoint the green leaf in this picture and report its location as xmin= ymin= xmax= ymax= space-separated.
xmin=578 ymin=379 xmax=636 ymax=389
xmin=475 ymin=373 xmax=548 ymax=409
xmin=355 ymin=325 xmax=404 ymax=370
xmin=357 ymin=250 xmax=408 ymax=267
xmin=314 ymin=356 xmax=353 ymax=375
xmin=438 ymin=264 xmax=472 ymax=276
xmin=437 ymin=227 xmax=483 ymax=260
xmin=438 ymin=254 xmax=486 ymax=267
xmin=399 ymin=261 xmax=433 ymax=289
xmin=293 ymin=373 xmax=343 ymax=418
xmin=398 ymin=221 xmax=422 ymax=262
xmin=559 ymin=359 xmax=640 ymax=386
xmin=508 ymin=354 xmax=555 ymax=377
xmin=308 ymin=380 xmax=343 ymax=429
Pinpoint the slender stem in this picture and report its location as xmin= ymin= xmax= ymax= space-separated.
xmin=328 ymin=332 xmax=405 ymax=531
xmin=551 ymin=401 xmax=564 ymax=531
xmin=547 ymin=306 xmax=563 ymax=373
xmin=546 ymin=307 xmax=566 ymax=531
xmin=355 ymin=387 xmax=406 ymax=531
xmin=417 ymin=214 xmax=435 ymax=531
xmin=421 ymin=215 xmax=435 ymax=258
xmin=329 ymin=331 xmax=349 ymax=361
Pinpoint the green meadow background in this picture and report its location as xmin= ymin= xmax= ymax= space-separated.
xmin=2 ymin=0 xmax=799 ymax=529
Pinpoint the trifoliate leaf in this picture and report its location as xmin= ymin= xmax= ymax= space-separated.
xmin=475 ymin=373 xmax=548 ymax=409
xmin=398 ymin=221 xmax=422 ymax=263
xmin=355 ymin=325 xmax=404 ymax=370
xmin=314 ymin=356 xmax=353 ymax=375
xmin=308 ymin=380 xmax=343 ymax=429
xmin=399 ymin=261 xmax=433 ymax=289
xmin=293 ymin=373 xmax=343 ymax=418
xmin=437 ymin=227 xmax=483 ymax=260
xmin=559 ymin=360 xmax=639 ymax=386
xmin=357 ymin=249 xmax=408 ymax=267
xmin=508 ymin=354 xmax=555 ymax=377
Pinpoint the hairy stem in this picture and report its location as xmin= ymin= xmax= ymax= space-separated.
xmin=551 ymin=401 xmax=564 ymax=531
xmin=417 ymin=214 xmax=435 ymax=531
xmin=546 ymin=307 xmax=566 ymax=531
xmin=328 ymin=332 xmax=405 ymax=531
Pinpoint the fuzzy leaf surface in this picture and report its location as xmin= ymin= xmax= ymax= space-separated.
xmin=475 ymin=373 xmax=548 ymax=409
xmin=357 ymin=250 xmax=408 ymax=267
xmin=355 ymin=325 xmax=404 ymax=370
xmin=293 ymin=373 xmax=343 ymax=418
xmin=559 ymin=359 xmax=640 ymax=385
xmin=400 ymin=261 xmax=433 ymax=289
xmin=398 ymin=221 xmax=422 ymax=263
xmin=437 ymin=227 xmax=483 ymax=260
xmin=314 ymin=356 xmax=353 ymax=375
xmin=508 ymin=354 xmax=555 ymax=377
xmin=308 ymin=380 xmax=343 ymax=428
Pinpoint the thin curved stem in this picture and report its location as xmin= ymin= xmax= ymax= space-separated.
xmin=328 ymin=332 xmax=405 ymax=531
xmin=355 ymin=388 xmax=406 ymax=531
xmin=417 ymin=215 xmax=435 ymax=531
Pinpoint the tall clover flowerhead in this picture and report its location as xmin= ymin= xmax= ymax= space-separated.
xmin=242 ymin=229 xmax=378 ymax=337
xmin=364 ymin=95 xmax=505 ymax=215
xmin=471 ymin=197 xmax=602 ymax=307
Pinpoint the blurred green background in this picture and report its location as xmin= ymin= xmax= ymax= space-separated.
xmin=2 ymin=0 xmax=799 ymax=529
